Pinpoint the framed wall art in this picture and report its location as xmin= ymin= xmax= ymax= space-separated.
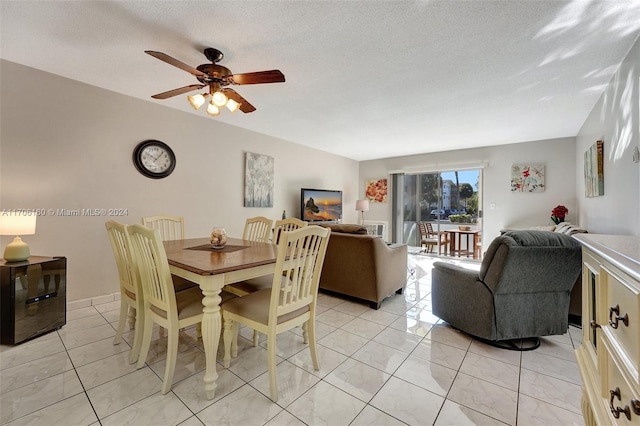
xmin=365 ymin=178 xmax=388 ymax=203
xmin=244 ymin=152 xmax=274 ymax=207
xmin=584 ymin=140 xmax=604 ymax=197
xmin=510 ymin=163 xmax=545 ymax=192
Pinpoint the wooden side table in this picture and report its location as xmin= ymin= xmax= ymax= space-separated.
xmin=445 ymin=229 xmax=480 ymax=259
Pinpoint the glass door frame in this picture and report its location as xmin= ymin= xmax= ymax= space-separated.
xmin=393 ymin=167 xmax=483 ymax=260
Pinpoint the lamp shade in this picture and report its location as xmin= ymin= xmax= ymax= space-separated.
xmin=226 ymin=99 xmax=240 ymax=113
xmin=1 ymin=215 xmax=37 ymax=262
xmin=206 ymin=103 xmax=220 ymax=116
xmin=211 ymin=91 xmax=228 ymax=107
xmin=187 ymin=93 xmax=206 ymax=110
xmin=0 ymin=214 xmax=37 ymax=236
xmin=355 ymin=199 xmax=370 ymax=212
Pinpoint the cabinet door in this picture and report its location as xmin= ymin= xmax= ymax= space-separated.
xmin=583 ymin=252 xmax=602 ymax=365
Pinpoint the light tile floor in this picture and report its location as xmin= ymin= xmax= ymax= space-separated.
xmin=0 ymin=254 xmax=584 ymax=425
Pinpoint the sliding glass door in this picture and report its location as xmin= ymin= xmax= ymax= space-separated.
xmin=395 ymin=168 xmax=482 ymax=260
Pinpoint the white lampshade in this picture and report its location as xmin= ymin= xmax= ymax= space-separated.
xmin=355 ymin=199 xmax=370 ymax=212
xmin=0 ymin=214 xmax=36 ymax=236
xmin=0 ymin=215 xmax=37 ymax=262
xmin=211 ymin=91 xmax=228 ymax=107
xmin=206 ymin=103 xmax=220 ymax=116
xmin=187 ymin=93 xmax=206 ymax=110
xmin=226 ymin=98 xmax=240 ymax=113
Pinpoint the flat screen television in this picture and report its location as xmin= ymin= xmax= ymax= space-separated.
xmin=301 ymin=188 xmax=342 ymax=222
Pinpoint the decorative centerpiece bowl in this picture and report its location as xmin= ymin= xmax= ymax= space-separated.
xmin=458 ymin=225 xmax=471 ymax=231
xmin=210 ymin=227 xmax=227 ymax=249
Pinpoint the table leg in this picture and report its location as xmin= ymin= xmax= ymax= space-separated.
xmin=198 ymin=276 xmax=224 ymax=400
xmin=472 ymin=233 xmax=479 ymax=259
xmin=465 ymin=233 xmax=472 ymax=258
xmin=450 ymin=233 xmax=458 ymax=257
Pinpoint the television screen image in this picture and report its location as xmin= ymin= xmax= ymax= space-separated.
xmin=301 ymin=188 xmax=342 ymax=222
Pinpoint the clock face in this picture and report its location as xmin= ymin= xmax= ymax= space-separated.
xmin=133 ymin=140 xmax=176 ymax=179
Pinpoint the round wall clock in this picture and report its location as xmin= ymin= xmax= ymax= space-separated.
xmin=132 ymin=140 xmax=176 ymax=179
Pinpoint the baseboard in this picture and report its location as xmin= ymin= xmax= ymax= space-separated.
xmin=67 ymin=292 xmax=121 ymax=311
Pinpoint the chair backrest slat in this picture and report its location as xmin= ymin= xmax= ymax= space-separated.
xmin=105 ymin=221 xmax=138 ymax=297
xmin=243 ymin=216 xmax=273 ymax=243
xmin=270 ymin=226 xmax=330 ymax=319
xmin=127 ymin=224 xmax=178 ymax=321
xmin=425 ymin=222 xmax=435 ymax=236
xmin=273 ymin=218 xmax=307 ymax=245
xmin=418 ymin=222 xmax=428 ymax=239
xmin=142 ymin=215 xmax=184 ymax=241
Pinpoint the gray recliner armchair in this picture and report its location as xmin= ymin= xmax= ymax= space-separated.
xmin=431 ymin=230 xmax=581 ymax=343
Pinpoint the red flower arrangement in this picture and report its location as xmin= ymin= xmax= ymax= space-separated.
xmin=551 ymin=205 xmax=568 ymax=225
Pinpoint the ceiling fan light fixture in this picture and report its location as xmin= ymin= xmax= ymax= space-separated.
xmin=226 ymin=99 xmax=240 ymax=113
xmin=187 ymin=93 xmax=206 ymax=110
xmin=206 ymin=102 xmax=220 ymax=116
xmin=212 ymin=91 xmax=228 ymax=107
xmin=148 ymin=48 xmax=276 ymax=116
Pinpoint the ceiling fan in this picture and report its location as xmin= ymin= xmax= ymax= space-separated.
xmin=145 ymin=48 xmax=285 ymax=115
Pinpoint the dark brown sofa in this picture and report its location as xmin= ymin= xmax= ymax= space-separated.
xmin=319 ymin=224 xmax=408 ymax=309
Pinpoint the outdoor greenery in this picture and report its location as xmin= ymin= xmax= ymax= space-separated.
xmin=405 ymin=172 xmax=479 ymax=221
xmin=460 ymin=183 xmax=474 ymax=204
xmin=448 ymin=214 xmax=475 ymax=223
xmin=466 ymin=192 xmax=478 ymax=215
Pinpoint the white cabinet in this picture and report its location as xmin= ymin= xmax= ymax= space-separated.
xmin=573 ymin=234 xmax=640 ymax=425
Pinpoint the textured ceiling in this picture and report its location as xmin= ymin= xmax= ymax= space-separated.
xmin=2 ymin=1 xmax=640 ymax=161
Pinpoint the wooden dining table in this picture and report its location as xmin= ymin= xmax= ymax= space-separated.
xmin=163 ymin=237 xmax=279 ymax=400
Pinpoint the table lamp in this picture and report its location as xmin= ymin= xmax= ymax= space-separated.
xmin=355 ymin=199 xmax=370 ymax=225
xmin=0 ymin=214 xmax=37 ymax=262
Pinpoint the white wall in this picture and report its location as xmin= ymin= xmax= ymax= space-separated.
xmin=0 ymin=60 xmax=359 ymax=301
xmin=359 ymin=137 xmax=577 ymax=247
xmin=576 ymin=35 xmax=640 ymax=236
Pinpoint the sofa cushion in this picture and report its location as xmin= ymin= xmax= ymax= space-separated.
xmin=321 ymin=223 xmax=368 ymax=235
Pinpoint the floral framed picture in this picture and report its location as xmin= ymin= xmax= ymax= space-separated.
xmin=365 ymin=178 xmax=388 ymax=203
xmin=511 ymin=163 xmax=545 ymax=192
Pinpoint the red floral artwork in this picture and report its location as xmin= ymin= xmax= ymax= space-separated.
xmin=365 ymin=178 xmax=388 ymax=203
xmin=511 ymin=163 xmax=545 ymax=193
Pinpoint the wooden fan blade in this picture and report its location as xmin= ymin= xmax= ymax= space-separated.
xmin=151 ymin=84 xmax=206 ymax=99
xmin=222 ymin=88 xmax=256 ymax=113
xmin=229 ymin=70 xmax=285 ymax=85
xmin=145 ymin=51 xmax=206 ymax=77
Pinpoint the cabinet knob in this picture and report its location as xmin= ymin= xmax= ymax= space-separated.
xmin=632 ymin=399 xmax=640 ymax=416
xmin=590 ymin=321 xmax=601 ymax=330
xmin=609 ymin=304 xmax=629 ymax=329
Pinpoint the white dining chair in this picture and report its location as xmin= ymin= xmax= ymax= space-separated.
xmin=273 ymin=217 xmax=308 ymax=245
xmin=142 ymin=215 xmax=184 ymax=241
xmin=242 ymin=216 xmax=273 ymax=243
xmin=227 ymin=218 xmax=308 ymax=345
xmin=127 ymin=224 xmax=205 ymax=394
xmin=105 ymin=220 xmax=144 ymax=364
xmin=221 ymin=225 xmax=331 ymax=402
xmin=142 ymin=215 xmax=196 ymax=296
xmin=228 ymin=218 xmax=308 ymax=296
